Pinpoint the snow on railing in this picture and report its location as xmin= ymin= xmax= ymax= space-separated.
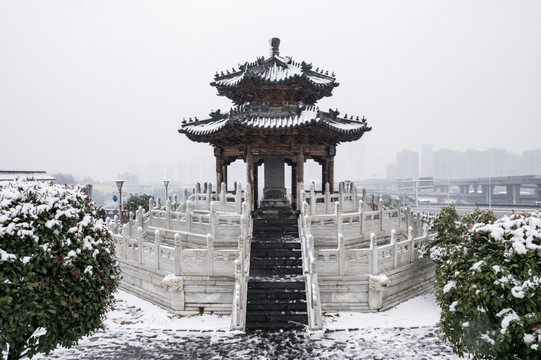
xmin=299 ymin=216 xmax=323 ymax=330
xmin=108 ymin=184 xmax=252 ymax=281
xmin=230 ymin=201 xmax=252 ymax=331
xmin=303 ymin=181 xmax=400 ymax=216
xmin=299 ymin=195 xmax=434 ymax=311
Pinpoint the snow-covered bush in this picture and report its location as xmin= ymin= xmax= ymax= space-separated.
xmin=0 ymin=180 xmax=120 ymax=359
xmin=420 ymin=206 xmax=464 ymax=265
xmin=420 ymin=206 xmax=495 ymax=266
xmin=436 ymin=211 xmax=541 ymax=359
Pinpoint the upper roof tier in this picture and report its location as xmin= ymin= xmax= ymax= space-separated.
xmin=211 ymin=38 xmax=339 ymax=106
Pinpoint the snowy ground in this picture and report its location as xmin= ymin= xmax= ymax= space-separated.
xmin=21 ymin=291 xmax=461 ymax=359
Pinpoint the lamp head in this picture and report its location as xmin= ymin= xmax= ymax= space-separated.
xmin=115 ymin=180 xmax=124 ymax=191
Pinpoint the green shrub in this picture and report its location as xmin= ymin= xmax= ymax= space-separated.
xmin=0 ymin=180 xmax=120 ymax=359
xmin=420 ymin=206 xmax=465 ymax=265
xmin=125 ymin=193 xmax=154 ymax=213
xmin=436 ymin=211 xmax=541 ymax=359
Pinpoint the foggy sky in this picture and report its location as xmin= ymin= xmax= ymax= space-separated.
xmin=1 ymin=0 xmax=540 ymax=183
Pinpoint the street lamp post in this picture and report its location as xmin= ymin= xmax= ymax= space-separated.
xmin=164 ymin=180 xmax=170 ymax=202
xmin=115 ymin=180 xmax=124 ymax=217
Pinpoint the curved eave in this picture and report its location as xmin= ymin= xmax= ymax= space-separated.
xmin=212 ymin=54 xmax=337 ymax=87
xmin=212 ymin=73 xmax=338 ymax=90
xmin=178 ymin=115 xmax=370 ymax=144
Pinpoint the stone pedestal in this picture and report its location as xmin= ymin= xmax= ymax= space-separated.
xmin=259 ymin=155 xmax=292 ymax=215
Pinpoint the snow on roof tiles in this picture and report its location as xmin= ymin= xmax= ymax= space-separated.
xmin=179 ymin=107 xmax=368 ymax=136
xmin=213 ymin=55 xmax=335 ymax=87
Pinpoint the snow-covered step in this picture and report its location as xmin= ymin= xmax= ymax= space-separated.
xmin=246 ymin=214 xmax=308 ymax=331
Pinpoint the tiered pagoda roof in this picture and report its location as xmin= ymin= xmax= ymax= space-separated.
xmin=180 ymin=104 xmax=370 ymax=146
xmin=179 ymin=38 xmax=371 ymax=146
xmin=211 ymin=40 xmax=338 ymax=106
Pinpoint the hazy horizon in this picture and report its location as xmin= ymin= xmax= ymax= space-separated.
xmin=2 ymin=1 xmax=540 ymax=183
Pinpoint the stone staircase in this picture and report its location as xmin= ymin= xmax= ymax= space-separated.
xmin=245 ymin=215 xmax=308 ymax=330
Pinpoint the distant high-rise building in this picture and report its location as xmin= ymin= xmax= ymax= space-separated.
xmin=386 ymin=163 xmax=397 ymax=179
xmin=396 ymin=149 xmax=419 ymax=180
xmin=421 ymin=144 xmax=433 ymax=177
xmin=388 ymin=147 xmax=541 ymax=181
xmin=523 ymin=149 xmax=541 ymax=175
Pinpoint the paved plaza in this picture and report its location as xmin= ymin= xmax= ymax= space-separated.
xmin=28 ymin=291 xmax=459 ymax=360
xmin=36 ymin=326 xmax=458 ymax=360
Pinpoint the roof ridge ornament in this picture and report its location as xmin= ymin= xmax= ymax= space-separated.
xmin=270 ymin=37 xmax=280 ymax=56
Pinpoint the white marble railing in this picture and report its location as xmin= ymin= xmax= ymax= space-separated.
xmin=303 ymin=227 xmax=432 ymax=277
xmin=109 ymin=187 xmax=252 ymax=280
xmin=299 ymin=229 xmax=324 ymax=330
xmin=299 ymin=194 xmax=433 ymax=312
xmin=230 ymin=202 xmax=251 ymax=331
xmin=303 ymin=201 xmax=401 ymax=239
xmin=112 ymin=226 xmax=251 ymax=278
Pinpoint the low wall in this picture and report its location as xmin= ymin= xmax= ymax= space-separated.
xmin=109 ymin=196 xmax=252 ymax=317
xmin=299 ymin=190 xmax=435 ymax=318
xmin=119 ymin=260 xmax=234 ymax=315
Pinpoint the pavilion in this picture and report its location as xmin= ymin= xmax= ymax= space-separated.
xmin=178 ymin=38 xmax=371 ymax=212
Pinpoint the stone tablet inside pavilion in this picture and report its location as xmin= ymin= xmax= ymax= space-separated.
xmin=178 ymin=38 xmax=371 ymax=213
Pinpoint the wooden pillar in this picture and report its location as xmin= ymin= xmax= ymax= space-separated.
xmin=291 ymin=162 xmax=297 ymax=209
xmin=296 ymin=153 xmax=305 ymax=211
xmin=327 ymin=157 xmax=335 ymax=194
xmin=222 ymin=162 xmax=228 ymax=192
xmin=321 ymin=157 xmax=335 ymax=193
xmin=254 ymin=163 xmax=259 ymax=210
xmin=216 ymin=156 xmax=224 ymax=194
xmin=321 ymin=160 xmax=327 ymax=193
xmin=246 ymin=150 xmax=255 ymax=211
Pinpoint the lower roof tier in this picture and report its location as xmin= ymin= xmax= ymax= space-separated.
xmin=178 ymin=104 xmax=371 ymax=147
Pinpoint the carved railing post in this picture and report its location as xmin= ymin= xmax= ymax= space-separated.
xmin=235 ymin=182 xmax=242 ymax=214
xmin=302 ymin=233 xmax=323 ymax=330
xmin=310 ymin=182 xmax=316 ymax=215
xmin=370 ymin=233 xmax=378 ymax=274
xmin=155 ymin=229 xmax=162 ymax=270
xmin=338 ymin=233 xmax=346 ymax=276
xmin=220 ymin=182 xmax=227 ymax=211
xmin=362 ymin=188 xmax=367 ymax=205
xmin=174 ymin=233 xmax=182 ymax=276
xmin=210 ymin=210 xmax=217 ymax=239
xmin=206 ymin=183 xmax=212 ymax=210
xmin=173 ymin=194 xmax=178 ymax=210
xmin=380 ymin=206 xmax=384 ymax=231
xmin=359 ymin=201 xmax=365 ymax=234
xmin=335 ymin=201 xmax=342 ymax=238
xmin=137 ymin=226 xmax=144 ymax=264
xmin=408 ymin=226 xmax=415 ymax=263
xmin=230 ymin=259 xmax=245 ymax=331
xmin=113 ymin=215 xmax=119 ymax=234
xmin=391 ymin=229 xmax=398 ymax=268
xmin=303 ymin=201 xmax=311 ymax=236
xmin=186 ymin=210 xmax=192 ymax=233
xmin=351 ymin=182 xmax=358 ymax=211
xmin=165 ymin=200 xmax=172 ymax=230
xmin=325 ymin=183 xmax=331 ymax=213
xmin=136 ymin=207 xmax=143 ymax=229
xmin=195 ymin=183 xmax=200 ymax=209
xmin=339 ymin=181 xmax=345 ymax=208
xmin=127 ymin=212 xmax=133 ymax=237
xmin=122 ymin=231 xmax=127 ymax=260
xmin=207 ymin=234 xmax=214 ymax=276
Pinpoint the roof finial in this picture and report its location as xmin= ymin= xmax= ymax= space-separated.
xmin=270 ymin=37 xmax=280 ymax=56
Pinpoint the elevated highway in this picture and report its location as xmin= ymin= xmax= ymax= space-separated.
xmin=356 ymin=175 xmax=541 ymax=206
